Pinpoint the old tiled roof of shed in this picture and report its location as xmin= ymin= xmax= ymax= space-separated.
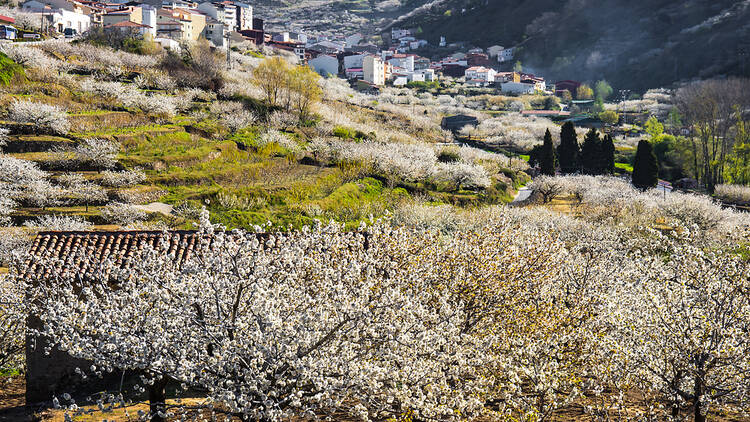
xmin=25 ymin=231 xmax=203 ymax=281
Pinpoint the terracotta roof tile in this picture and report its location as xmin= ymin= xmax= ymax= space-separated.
xmin=24 ymin=230 xmax=370 ymax=282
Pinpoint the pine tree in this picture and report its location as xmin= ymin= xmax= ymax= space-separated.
xmin=580 ymin=128 xmax=602 ymax=174
xmin=539 ymin=129 xmax=556 ymax=176
xmin=557 ymin=121 xmax=579 ymax=174
xmin=632 ymin=139 xmax=659 ymax=190
xmin=601 ymin=134 xmax=615 ymax=175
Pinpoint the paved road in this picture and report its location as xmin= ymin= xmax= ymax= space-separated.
xmin=512 ymin=186 xmax=532 ymax=203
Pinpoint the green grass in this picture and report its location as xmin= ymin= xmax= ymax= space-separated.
xmin=0 ymin=368 xmax=20 ymax=378
xmin=0 ymin=52 xmax=25 ymax=86
xmin=615 ymin=162 xmax=634 ymax=173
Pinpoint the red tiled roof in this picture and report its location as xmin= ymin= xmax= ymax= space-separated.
xmin=521 ymin=110 xmax=571 ymax=116
xmin=24 ymin=231 xmax=203 ymax=281
xmin=0 ymin=14 xmax=16 ymax=24
xmin=24 ymin=230 xmax=370 ymax=282
xmin=106 ymin=20 xmax=151 ymax=28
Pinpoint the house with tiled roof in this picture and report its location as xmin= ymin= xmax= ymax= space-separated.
xmin=23 ymin=229 xmax=370 ymax=403
xmin=104 ymin=19 xmax=153 ymax=35
xmin=101 ymin=5 xmax=142 ymax=27
xmin=464 ymin=66 xmax=496 ymax=86
xmin=24 ymin=230 xmax=205 ymax=403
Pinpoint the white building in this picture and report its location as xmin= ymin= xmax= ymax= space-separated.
xmin=22 ymin=1 xmax=91 ymax=34
xmin=308 ymin=55 xmax=338 ymax=77
xmin=487 ymin=45 xmax=504 ymax=57
xmin=363 ymin=55 xmax=385 ymax=86
xmin=498 ymin=47 xmax=514 ymax=63
xmin=416 ymin=68 xmax=436 ymax=82
xmin=203 ymin=18 xmax=225 ymax=47
xmin=386 ymin=54 xmax=414 ymax=72
xmin=501 ymin=81 xmax=535 ymax=94
xmin=197 ymin=1 xmax=242 ymax=32
xmin=272 ymin=32 xmax=289 ymax=42
xmin=439 ymin=36 xmax=446 ymax=47
xmin=235 ymin=2 xmax=252 ymax=31
xmin=141 ymin=4 xmax=157 ymax=38
xmin=343 ymin=54 xmax=366 ymax=70
xmin=464 ymin=66 xmax=496 ymax=84
xmin=391 ymin=27 xmax=410 ymax=40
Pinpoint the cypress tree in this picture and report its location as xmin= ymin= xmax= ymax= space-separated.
xmin=580 ymin=128 xmax=602 ymax=174
xmin=601 ymin=134 xmax=615 ymax=175
xmin=539 ymin=128 xmax=556 ymax=176
xmin=557 ymin=121 xmax=579 ymax=174
xmin=632 ymin=139 xmax=659 ymax=190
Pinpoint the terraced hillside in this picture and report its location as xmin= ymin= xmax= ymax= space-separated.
xmin=0 ymin=39 xmax=529 ymax=264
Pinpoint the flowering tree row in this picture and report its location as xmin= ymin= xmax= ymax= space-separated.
xmin=10 ymin=192 xmax=749 ymax=421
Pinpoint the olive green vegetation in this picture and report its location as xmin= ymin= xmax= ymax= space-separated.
xmin=0 ymin=52 xmax=25 ymax=86
xmin=2 ymin=66 xmax=528 ymax=231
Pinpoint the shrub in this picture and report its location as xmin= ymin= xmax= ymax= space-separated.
xmin=160 ymin=41 xmax=224 ymax=91
xmin=432 ymin=162 xmax=491 ymax=190
xmin=133 ymin=69 xmax=175 ymax=91
xmin=437 ymin=146 xmax=461 ymax=163
xmin=100 ymin=169 xmax=146 ymax=188
xmin=0 ymin=51 xmax=24 ymax=86
xmin=24 ymin=215 xmax=92 ymax=231
xmin=715 ymin=184 xmax=750 ymax=204
xmin=100 ymin=202 xmax=147 ymax=226
xmin=8 ymin=100 xmax=70 ymax=135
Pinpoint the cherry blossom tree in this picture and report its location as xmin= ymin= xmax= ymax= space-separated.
xmin=8 ymin=100 xmax=70 ymax=135
xmin=607 ymin=236 xmax=750 ymax=421
xmin=29 ymin=215 xmax=501 ymax=421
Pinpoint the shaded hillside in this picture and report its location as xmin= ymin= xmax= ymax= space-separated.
xmin=392 ymin=0 xmax=750 ymax=91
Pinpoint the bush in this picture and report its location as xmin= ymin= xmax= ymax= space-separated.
xmin=715 ymin=184 xmax=750 ymax=204
xmin=24 ymin=215 xmax=92 ymax=231
xmin=100 ymin=202 xmax=147 ymax=226
xmin=437 ymin=146 xmax=461 ymax=163
xmin=100 ymin=169 xmax=146 ymax=188
xmin=9 ymin=100 xmax=70 ymax=135
xmin=160 ymin=41 xmax=224 ymax=91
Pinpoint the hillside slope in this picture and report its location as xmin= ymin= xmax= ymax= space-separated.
xmin=285 ymin=0 xmax=749 ymax=91
xmin=393 ymin=0 xmax=750 ymax=91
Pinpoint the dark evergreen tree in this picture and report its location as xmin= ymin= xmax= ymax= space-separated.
xmin=539 ymin=128 xmax=556 ymax=176
xmin=632 ymin=139 xmax=659 ymax=190
xmin=601 ymin=134 xmax=615 ymax=175
xmin=580 ymin=128 xmax=602 ymax=174
xmin=527 ymin=144 xmax=543 ymax=168
xmin=557 ymin=121 xmax=579 ymax=174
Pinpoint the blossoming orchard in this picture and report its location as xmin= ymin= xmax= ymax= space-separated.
xmin=0 ymin=190 xmax=746 ymax=421
xmin=0 ymin=19 xmax=748 ymax=422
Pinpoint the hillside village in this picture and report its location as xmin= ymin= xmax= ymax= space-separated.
xmin=0 ymin=1 xmax=749 ymax=421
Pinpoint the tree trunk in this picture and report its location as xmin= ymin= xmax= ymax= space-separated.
xmin=148 ymin=377 xmax=168 ymax=422
xmin=694 ymin=374 xmax=705 ymax=422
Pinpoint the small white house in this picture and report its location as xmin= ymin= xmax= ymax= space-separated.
xmin=501 ymin=81 xmax=535 ymax=94
xmin=386 ymin=55 xmax=414 ymax=72
xmin=343 ymin=54 xmax=366 ymax=70
xmin=498 ymin=47 xmax=514 ymax=63
xmin=393 ymin=76 xmax=408 ymax=86
xmin=308 ymin=55 xmax=338 ymax=77
xmin=23 ymin=5 xmax=91 ymax=34
xmin=464 ymin=66 xmax=496 ymax=84
xmin=487 ymin=45 xmax=504 ymax=57
xmin=391 ymin=28 xmax=410 ymax=40
xmin=416 ymin=68 xmax=436 ymax=82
